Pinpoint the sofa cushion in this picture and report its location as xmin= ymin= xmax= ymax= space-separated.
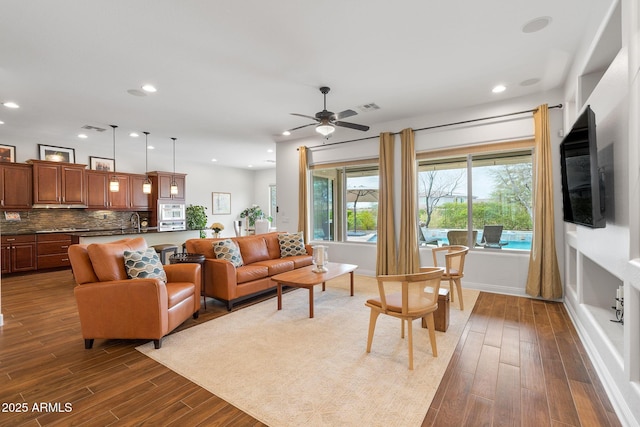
xmin=236 ymin=236 xmax=270 ymax=265
xmin=123 ymin=248 xmax=167 ymax=282
xmin=278 ymin=232 xmax=307 ymax=257
xmin=253 ymin=258 xmax=295 ymax=276
xmin=213 ymin=239 xmax=244 ymax=267
xmin=236 ymin=265 xmax=269 ymax=284
xmin=87 ymin=237 xmax=148 ymax=282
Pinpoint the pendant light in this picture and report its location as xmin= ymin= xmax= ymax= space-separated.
xmin=170 ymin=137 xmax=179 ymax=195
xmin=142 ymin=131 xmax=152 ymax=194
xmin=109 ymin=125 xmax=119 ymax=192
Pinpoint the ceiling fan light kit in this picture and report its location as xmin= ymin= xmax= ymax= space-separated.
xmin=316 ymin=123 xmax=335 ymax=136
xmin=288 ymin=86 xmax=370 ymax=136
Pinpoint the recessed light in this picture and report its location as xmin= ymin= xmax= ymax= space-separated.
xmin=211 ymin=158 xmax=218 ymax=162
xmin=282 ymin=130 xmax=291 ymax=136
xmin=492 ymin=85 xmax=506 ymax=93
xmin=130 ymin=132 xmax=139 ymax=137
xmin=267 ymin=149 xmax=273 ymax=153
xmin=3 ymin=102 xmax=19 ymax=109
xmin=248 ymin=165 xmax=253 ymax=168
xmin=0 ymin=120 xmax=4 ymax=125
xmin=522 ymin=16 xmax=552 ymax=34
xmin=78 ymin=134 xmax=88 ymax=139
xmin=142 ymin=84 xmax=157 ymax=93
xmin=148 ymin=145 xmax=155 ymax=150
xmin=520 ymin=78 xmax=540 ymax=86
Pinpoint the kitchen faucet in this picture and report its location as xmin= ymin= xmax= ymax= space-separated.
xmin=130 ymin=212 xmax=141 ymax=233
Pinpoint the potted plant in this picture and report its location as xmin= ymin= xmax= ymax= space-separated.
xmin=186 ymin=204 xmax=208 ymax=238
xmin=239 ymin=205 xmax=264 ymax=229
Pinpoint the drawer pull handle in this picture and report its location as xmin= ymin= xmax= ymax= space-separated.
xmin=61 ymin=245 xmax=69 ymax=249
xmin=61 ymin=258 xmax=69 ymax=261
xmin=6 ymin=238 xmax=15 ymax=241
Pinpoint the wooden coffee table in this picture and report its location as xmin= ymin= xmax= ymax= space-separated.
xmin=272 ymin=262 xmax=358 ymax=318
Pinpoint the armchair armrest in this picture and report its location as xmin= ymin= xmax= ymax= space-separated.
xmin=74 ymin=279 xmax=169 ymax=340
xmin=203 ymin=258 xmax=238 ymax=301
xmin=164 ymin=263 xmax=201 ymax=285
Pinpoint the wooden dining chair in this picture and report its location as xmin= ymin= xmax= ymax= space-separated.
xmin=432 ymin=245 xmax=469 ymax=310
xmin=365 ymin=267 xmax=444 ymax=370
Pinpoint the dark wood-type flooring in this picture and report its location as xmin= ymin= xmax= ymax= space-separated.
xmin=0 ymin=270 xmax=621 ymax=426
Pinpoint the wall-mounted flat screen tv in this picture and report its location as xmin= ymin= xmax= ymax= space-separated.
xmin=559 ymin=105 xmax=605 ymax=228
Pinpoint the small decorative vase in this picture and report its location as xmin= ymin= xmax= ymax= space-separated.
xmin=213 ymin=232 xmax=220 ymax=238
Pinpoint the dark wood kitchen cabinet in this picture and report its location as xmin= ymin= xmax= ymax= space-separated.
xmin=129 ymin=174 xmax=151 ymax=210
xmin=36 ymin=233 xmax=72 ymax=269
xmin=149 ymin=171 xmax=186 ymax=202
xmin=1 ymin=234 xmax=37 ymax=274
xmin=85 ymin=171 xmax=132 ymax=209
xmin=30 ymin=160 xmax=86 ymax=205
xmin=0 ymin=163 xmax=32 ymax=209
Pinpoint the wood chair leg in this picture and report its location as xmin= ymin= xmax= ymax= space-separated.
xmin=407 ymin=318 xmax=414 ymax=370
xmin=425 ymin=313 xmax=438 ymax=357
xmin=449 ymin=278 xmax=455 ymax=302
xmin=455 ymin=278 xmax=464 ymax=310
xmin=366 ymin=310 xmax=380 ymax=353
xmin=401 ymin=318 xmax=405 ymax=338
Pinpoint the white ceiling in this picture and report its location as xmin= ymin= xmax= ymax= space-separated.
xmin=0 ymin=0 xmax=611 ymax=170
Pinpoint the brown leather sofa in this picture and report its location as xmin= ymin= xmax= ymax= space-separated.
xmin=68 ymin=237 xmax=201 ymax=349
xmin=185 ymin=232 xmax=312 ymax=310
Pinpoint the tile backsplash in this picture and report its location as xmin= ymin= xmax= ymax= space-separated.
xmin=0 ymin=210 xmax=151 ymax=234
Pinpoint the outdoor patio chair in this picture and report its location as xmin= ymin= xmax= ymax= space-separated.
xmin=480 ymin=225 xmax=508 ymax=248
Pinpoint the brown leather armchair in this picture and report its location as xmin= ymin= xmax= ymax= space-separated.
xmin=68 ymin=237 xmax=201 ymax=349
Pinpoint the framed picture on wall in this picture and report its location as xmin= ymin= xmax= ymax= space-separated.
xmin=89 ymin=156 xmax=115 ymax=171
xmin=0 ymin=144 xmax=16 ymax=162
xmin=38 ymin=144 xmax=76 ymax=163
xmin=212 ymin=192 xmax=231 ymax=214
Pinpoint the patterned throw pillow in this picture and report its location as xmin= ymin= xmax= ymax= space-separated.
xmin=278 ymin=232 xmax=307 ymax=258
xmin=213 ymin=239 xmax=244 ymax=267
xmin=123 ymin=248 xmax=167 ymax=282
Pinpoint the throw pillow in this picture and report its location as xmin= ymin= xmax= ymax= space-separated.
xmin=278 ymin=232 xmax=307 ymax=257
xmin=123 ymin=248 xmax=167 ymax=282
xmin=213 ymin=239 xmax=244 ymax=267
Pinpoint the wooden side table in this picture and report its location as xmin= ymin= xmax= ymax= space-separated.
xmin=169 ymin=253 xmax=206 ymax=309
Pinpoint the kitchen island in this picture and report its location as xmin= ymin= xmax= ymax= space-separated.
xmin=69 ymin=228 xmax=199 ymax=248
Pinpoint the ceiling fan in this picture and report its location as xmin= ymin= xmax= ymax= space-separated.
xmin=288 ymin=87 xmax=370 ymax=137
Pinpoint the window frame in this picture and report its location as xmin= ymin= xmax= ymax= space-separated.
xmin=417 ymin=139 xmax=535 ymax=250
xmin=310 ymin=160 xmax=379 ymax=243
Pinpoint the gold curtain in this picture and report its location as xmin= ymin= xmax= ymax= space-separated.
xmin=526 ymin=104 xmax=563 ymax=299
xmin=376 ymin=133 xmax=397 ymax=275
xmin=398 ymin=128 xmax=420 ymax=274
xmin=297 ymin=146 xmax=309 ymax=239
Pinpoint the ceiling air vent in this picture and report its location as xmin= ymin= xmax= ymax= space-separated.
xmin=355 ymin=103 xmax=380 ymax=113
xmin=81 ymin=125 xmax=107 ymax=132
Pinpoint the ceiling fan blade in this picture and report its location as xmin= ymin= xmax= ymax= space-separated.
xmin=334 ymin=121 xmax=370 ymax=131
xmin=333 ymin=109 xmax=358 ymax=120
xmin=291 ymin=113 xmax=319 ymax=122
xmin=287 ymin=123 xmax=316 ymax=132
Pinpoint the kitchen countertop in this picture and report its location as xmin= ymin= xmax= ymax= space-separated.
xmin=1 ymin=227 xmax=190 ymax=237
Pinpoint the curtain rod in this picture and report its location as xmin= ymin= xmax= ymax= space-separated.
xmin=302 ymin=103 xmax=562 ymax=150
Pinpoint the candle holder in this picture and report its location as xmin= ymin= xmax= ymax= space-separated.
xmin=611 ymin=286 xmax=624 ymax=324
xmin=312 ymin=245 xmax=328 ymax=273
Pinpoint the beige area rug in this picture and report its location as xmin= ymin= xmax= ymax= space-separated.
xmin=137 ymin=275 xmax=479 ymax=427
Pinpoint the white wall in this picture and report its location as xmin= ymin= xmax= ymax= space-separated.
xmin=558 ymin=0 xmax=640 ymax=425
xmin=277 ymin=90 xmax=564 ymax=296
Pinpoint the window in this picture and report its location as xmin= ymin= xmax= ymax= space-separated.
xmin=311 ymin=163 xmax=379 ymax=243
xmin=269 ymin=184 xmax=277 ymax=227
xmin=418 ymin=147 xmax=533 ymax=250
